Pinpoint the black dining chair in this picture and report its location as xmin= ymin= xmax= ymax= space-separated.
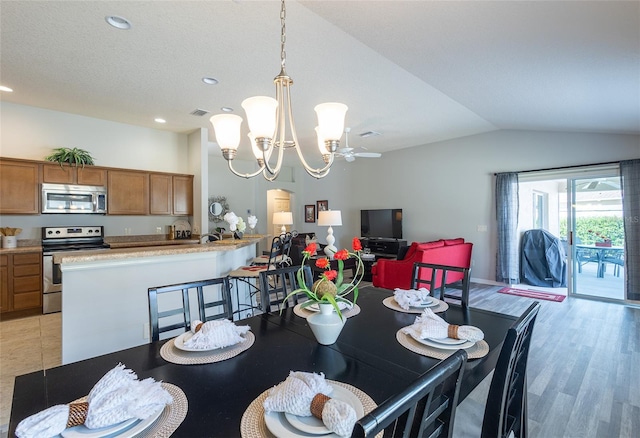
xmin=148 ymin=277 xmax=233 ymax=341
xmin=453 ymin=301 xmax=540 ymax=438
xmin=258 ymin=264 xmax=313 ymax=313
xmin=411 ymin=262 xmax=471 ymax=307
xmin=353 ymin=349 xmax=468 ymax=438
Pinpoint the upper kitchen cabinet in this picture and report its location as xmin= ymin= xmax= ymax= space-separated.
xmin=172 ymin=175 xmax=193 ymax=216
xmin=108 ymin=170 xmax=149 ymax=215
xmin=149 ymin=173 xmax=193 ymax=216
xmin=0 ymin=159 xmax=40 ymax=214
xmin=42 ymin=163 xmax=106 ymax=186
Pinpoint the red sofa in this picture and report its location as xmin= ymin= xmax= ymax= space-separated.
xmin=371 ymin=238 xmax=473 ymax=290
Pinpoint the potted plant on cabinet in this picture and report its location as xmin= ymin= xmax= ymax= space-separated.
xmin=45 ymin=147 xmax=95 ymax=167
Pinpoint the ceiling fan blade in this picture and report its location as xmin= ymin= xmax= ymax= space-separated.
xmin=336 ymin=147 xmax=354 ymax=155
xmin=353 ymin=152 xmax=381 ymax=158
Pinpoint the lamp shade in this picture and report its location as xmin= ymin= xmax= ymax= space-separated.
xmin=314 ymin=103 xmax=348 ymax=141
xmin=318 ymin=210 xmax=342 ymax=227
xmin=273 ymin=211 xmax=293 ymax=225
xmin=210 ymin=114 xmax=243 ymax=151
xmin=242 ymin=96 xmax=278 ymax=138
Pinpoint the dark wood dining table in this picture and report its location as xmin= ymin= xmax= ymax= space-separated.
xmin=9 ymin=286 xmax=518 ymax=437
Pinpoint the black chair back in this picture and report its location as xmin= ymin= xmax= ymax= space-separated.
xmin=411 ymin=262 xmax=471 ymax=307
xmin=259 ymin=264 xmax=313 ymax=313
xmin=353 ymin=349 xmax=467 ymax=438
xmin=148 ymin=277 xmax=233 ymax=341
xmin=481 ymin=301 xmax=540 ymax=438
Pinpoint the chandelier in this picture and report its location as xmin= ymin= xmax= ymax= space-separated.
xmin=209 ymin=0 xmax=348 ymax=181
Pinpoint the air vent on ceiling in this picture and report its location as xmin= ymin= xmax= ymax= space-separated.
xmin=359 ymin=131 xmax=381 ymax=138
xmin=190 ymin=108 xmax=210 ymax=117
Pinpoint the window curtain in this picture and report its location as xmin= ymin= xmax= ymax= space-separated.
xmin=495 ymin=172 xmax=520 ymax=284
xmin=620 ymin=159 xmax=640 ymax=301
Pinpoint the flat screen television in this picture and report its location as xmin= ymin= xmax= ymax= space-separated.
xmin=360 ymin=209 xmax=403 ymax=239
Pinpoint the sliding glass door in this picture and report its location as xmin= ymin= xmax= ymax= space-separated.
xmin=517 ymin=165 xmax=626 ymax=302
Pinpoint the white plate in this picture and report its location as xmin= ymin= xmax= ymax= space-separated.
xmin=61 ymin=405 xmax=163 ymax=438
xmin=426 ymin=337 xmax=467 ymax=346
xmin=409 ymin=332 xmax=475 ymax=350
xmin=264 ymin=383 xmax=365 ymax=438
xmin=307 ymin=302 xmax=351 ymax=312
xmin=408 ymin=297 xmax=438 ymax=309
xmin=173 ymin=331 xmax=244 ymax=352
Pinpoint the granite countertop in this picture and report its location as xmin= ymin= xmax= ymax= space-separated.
xmin=0 ymin=245 xmax=42 ymax=254
xmin=53 ymin=236 xmax=268 ymax=264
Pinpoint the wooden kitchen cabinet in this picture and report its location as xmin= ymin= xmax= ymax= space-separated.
xmin=0 ymin=159 xmax=40 ymax=214
xmin=108 ymin=170 xmax=150 ymax=215
xmin=0 ymin=251 xmax=42 ymax=318
xmin=149 ymin=173 xmax=173 ymax=215
xmin=149 ymin=173 xmax=193 ymax=216
xmin=172 ymin=175 xmax=193 ymax=215
xmin=42 ymin=163 xmax=106 ymax=186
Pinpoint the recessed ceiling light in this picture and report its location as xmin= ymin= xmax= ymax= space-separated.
xmin=0 ymin=86 xmax=13 ymax=92
xmin=202 ymin=77 xmax=219 ymax=85
xmin=221 ymin=107 xmax=234 ymax=112
xmin=154 ymin=118 xmax=166 ymax=124
xmin=105 ymin=15 xmax=131 ymax=30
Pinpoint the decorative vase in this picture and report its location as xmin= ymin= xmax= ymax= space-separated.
xmin=307 ymin=303 xmax=346 ymax=345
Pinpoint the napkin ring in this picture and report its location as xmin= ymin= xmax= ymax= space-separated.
xmin=66 ymin=401 xmax=89 ymax=428
xmin=448 ymin=324 xmax=460 ymax=339
xmin=310 ymin=393 xmax=331 ymax=419
xmin=194 ymin=322 xmax=204 ymax=332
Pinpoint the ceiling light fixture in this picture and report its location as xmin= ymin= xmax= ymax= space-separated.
xmin=154 ymin=118 xmax=166 ymax=124
xmin=202 ymin=77 xmax=219 ymax=85
xmin=209 ymin=0 xmax=347 ymax=180
xmin=105 ymin=15 xmax=131 ymax=30
xmin=0 ymin=85 xmax=13 ymax=92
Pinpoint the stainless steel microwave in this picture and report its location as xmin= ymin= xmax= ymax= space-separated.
xmin=41 ymin=183 xmax=107 ymax=214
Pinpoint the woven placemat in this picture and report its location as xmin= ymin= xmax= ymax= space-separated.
xmin=140 ymin=383 xmax=188 ymax=437
xmin=293 ymin=303 xmax=361 ymax=319
xmin=382 ymin=296 xmax=449 ymax=314
xmin=239 ymin=380 xmax=377 ymax=438
xmin=160 ymin=332 xmax=255 ymax=365
xmin=395 ymin=329 xmax=489 ymax=360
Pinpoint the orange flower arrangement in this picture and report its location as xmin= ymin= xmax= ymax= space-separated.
xmin=284 ymin=238 xmax=364 ymax=320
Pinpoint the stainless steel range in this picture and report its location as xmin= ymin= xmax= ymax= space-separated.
xmin=42 ymin=226 xmax=110 ymax=313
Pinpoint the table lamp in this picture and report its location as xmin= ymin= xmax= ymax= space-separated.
xmin=318 ymin=210 xmax=342 ymax=258
xmin=273 ymin=211 xmax=293 ymax=234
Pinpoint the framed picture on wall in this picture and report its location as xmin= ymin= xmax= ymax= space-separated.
xmin=317 ymin=200 xmax=328 ymax=218
xmin=305 ymin=205 xmax=316 ymax=223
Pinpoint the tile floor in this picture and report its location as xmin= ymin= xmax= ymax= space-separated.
xmin=0 ymin=313 xmax=62 ymax=434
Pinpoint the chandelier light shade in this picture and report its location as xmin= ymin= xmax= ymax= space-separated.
xmin=318 ymin=210 xmax=342 ymax=258
xmin=273 ymin=211 xmax=294 ymax=233
xmin=209 ymin=0 xmax=347 ymax=181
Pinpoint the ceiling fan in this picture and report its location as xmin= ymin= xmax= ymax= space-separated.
xmin=334 ymin=128 xmax=382 ymax=162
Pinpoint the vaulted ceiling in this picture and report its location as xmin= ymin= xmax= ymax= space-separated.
xmin=1 ymin=1 xmax=638 ymax=160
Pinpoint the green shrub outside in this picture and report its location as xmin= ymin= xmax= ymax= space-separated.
xmin=559 ymin=216 xmax=624 ymax=246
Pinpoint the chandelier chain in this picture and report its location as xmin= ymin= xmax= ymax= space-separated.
xmin=280 ymin=0 xmax=286 ymax=71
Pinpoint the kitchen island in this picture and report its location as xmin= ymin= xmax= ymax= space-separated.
xmin=56 ymin=236 xmax=268 ymax=364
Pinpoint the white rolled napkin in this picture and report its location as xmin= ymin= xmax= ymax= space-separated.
xmin=15 ymin=363 xmax=172 ymax=438
xmin=185 ymin=319 xmax=250 ymax=350
xmin=393 ymin=287 xmax=431 ymax=310
xmin=263 ymin=371 xmax=357 ymax=437
xmin=402 ymin=308 xmax=484 ymax=342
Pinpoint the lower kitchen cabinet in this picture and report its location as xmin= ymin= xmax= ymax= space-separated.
xmin=0 ymin=251 xmax=42 ymax=318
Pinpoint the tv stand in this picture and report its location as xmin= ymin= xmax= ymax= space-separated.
xmin=361 ymin=238 xmax=407 ymax=258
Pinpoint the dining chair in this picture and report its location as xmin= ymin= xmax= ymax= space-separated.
xmin=252 ymin=233 xmax=291 ymax=267
xmin=453 ymin=301 xmax=540 ymax=438
xmin=601 ymin=249 xmax=624 ymax=277
xmin=147 ymin=277 xmax=233 ymax=341
xmin=352 ymin=349 xmax=468 ymax=437
xmin=411 ymin=262 xmax=471 ymax=307
xmin=258 ymin=264 xmax=313 ymax=313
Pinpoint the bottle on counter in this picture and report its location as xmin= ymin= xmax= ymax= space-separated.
xmin=169 ymin=225 xmax=176 ymax=240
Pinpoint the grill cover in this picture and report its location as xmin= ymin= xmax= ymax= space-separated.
xmin=520 ymin=229 xmax=567 ymax=287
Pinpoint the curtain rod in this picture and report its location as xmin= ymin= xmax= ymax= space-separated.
xmin=494 ymin=160 xmax=620 ymax=176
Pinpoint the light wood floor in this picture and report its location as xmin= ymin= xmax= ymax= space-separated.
xmin=1 ymin=284 xmax=638 ymax=437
